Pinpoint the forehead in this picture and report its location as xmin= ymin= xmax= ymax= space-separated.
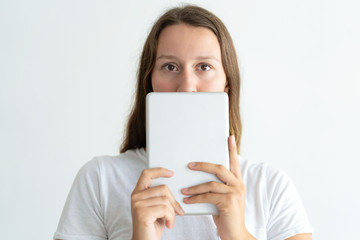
xmin=156 ymin=24 xmax=221 ymax=59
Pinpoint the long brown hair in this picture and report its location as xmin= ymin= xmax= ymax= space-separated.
xmin=120 ymin=5 xmax=242 ymax=153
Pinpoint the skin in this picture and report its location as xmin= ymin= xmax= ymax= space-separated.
xmin=131 ymin=23 xmax=312 ymax=240
xmin=151 ymin=23 xmax=227 ymax=93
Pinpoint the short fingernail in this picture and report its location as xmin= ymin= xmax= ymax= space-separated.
xmin=188 ymin=162 xmax=196 ymax=168
xmin=166 ymin=170 xmax=174 ymax=176
xmin=182 ymin=188 xmax=189 ymax=194
xmin=177 ymin=207 xmax=184 ymax=215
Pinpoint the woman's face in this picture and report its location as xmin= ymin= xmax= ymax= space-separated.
xmin=151 ymin=24 xmax=227 ymax=92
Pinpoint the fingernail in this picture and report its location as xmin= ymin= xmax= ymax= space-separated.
xmin=182 ymin=188 xmax=189 ymax=194
xmin=230 ymin=135 xmax=236 ymax=145
xmin=188 ymin=162 xmax=196 ymax=168
xmin=177 ymin=207 xmax=184 ymax=215
xmin=166 ymin=170 xmax=174 ymax=176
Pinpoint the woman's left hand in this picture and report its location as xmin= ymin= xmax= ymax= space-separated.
xmin=181 ymin=135 xmax=256 ymax=240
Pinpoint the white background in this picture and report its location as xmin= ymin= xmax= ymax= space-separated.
xmin=1 ymin=0 xmax=359 ymax=239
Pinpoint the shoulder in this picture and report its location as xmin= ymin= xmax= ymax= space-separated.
xmin=76 ymin=148 xmax=147 ymax=183
xmin=81 ymin=148 xmax=146 ymax=171
xmin=239 ymin=156 xmax=290 ymax=185
xmin=238 ymin=156 xmax=296 ymax=206
xmin=239 ymin=156 xmax=314 ymax=237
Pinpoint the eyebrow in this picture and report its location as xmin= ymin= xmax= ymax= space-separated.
xmin=156 ymin=54 xmax=220 ymax=62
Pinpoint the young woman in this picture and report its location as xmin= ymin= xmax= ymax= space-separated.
xmin=54 ymin=5 xmax=313 ymax=240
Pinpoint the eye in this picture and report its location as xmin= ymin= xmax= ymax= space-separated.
xmin=198 ymin=64 xmax=212 ymax=72
xmin=163 ymin=63 xmax=179 ymax=72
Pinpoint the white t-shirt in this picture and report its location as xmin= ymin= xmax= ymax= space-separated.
xmin=54 ymin=148 xmax=313 ymax=240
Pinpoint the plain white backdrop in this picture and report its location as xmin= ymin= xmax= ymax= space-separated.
xmin=1 ymin=0 xmax=359 ymax=239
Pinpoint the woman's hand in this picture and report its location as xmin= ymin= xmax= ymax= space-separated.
xmin=131 ymin=168 xmax=185 ymax=240
xmin=181 ymin=135 xmax=256 ymax=240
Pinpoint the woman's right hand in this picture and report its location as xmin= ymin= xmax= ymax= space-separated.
xmin=131 ymin=168 xmax=185 ymax=240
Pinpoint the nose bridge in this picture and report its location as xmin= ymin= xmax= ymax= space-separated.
xmin=177 ymin=66 xmax=196 ymax=92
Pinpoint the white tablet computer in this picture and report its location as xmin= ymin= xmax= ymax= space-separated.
xmin=146 ymin=92 xmax=229 ymax=215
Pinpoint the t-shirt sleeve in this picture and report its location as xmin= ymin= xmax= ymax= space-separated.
xmin=265 ymin=166 xmax=314 ymax=240
xmin=53 ymin=158 xmax=107 ymax=240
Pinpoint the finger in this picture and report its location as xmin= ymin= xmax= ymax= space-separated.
xmin=134 ymin=168 xmax=174 ymax=192
xmin=181 ymin=181 xmax=231 ymax=195
xmin=183 ymin=192 xmax=224 ymax=206
xmin=148 ymin=205 xmax=176 ymax=229
xmin=135 ymin=196 xmax=173 ymax=210
xmin=183 ymin=192 xmax=241 ymax=212
xmin=187 ymin=162 xmax=236 ymax=185
xmin=229 ymin=135 xmax=242 ymax=178
xmin=133 ymin=185 xmax=184 ymax=215
xmin=133 ymin=197 xmax=176 ymax=228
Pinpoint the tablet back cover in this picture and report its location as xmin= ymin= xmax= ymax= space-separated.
xmin=146 ymin=92 xmax=229 ymax=215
